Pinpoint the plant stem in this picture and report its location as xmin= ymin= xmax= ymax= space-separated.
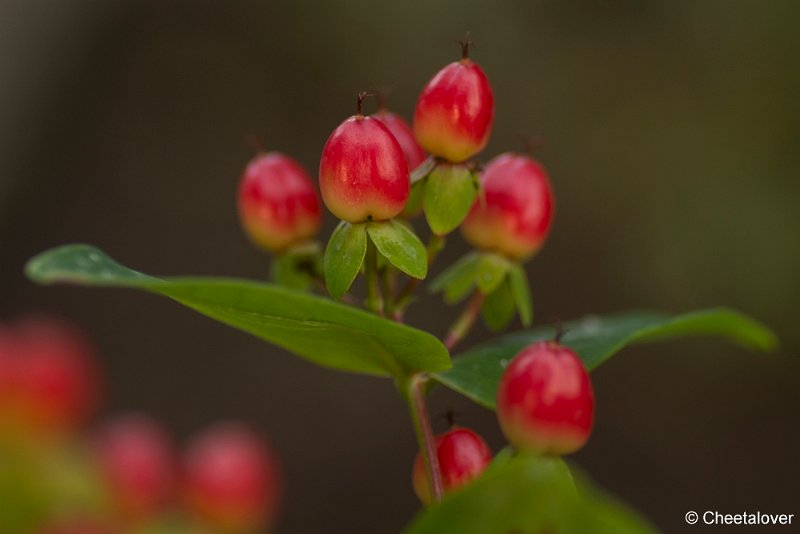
xmin=394 ymin=234 xmax=446 ymax=321
xmin=444 ymin=291 xmax=486 ymax=351
xmin=380 ymin=267 xmax=395 ymax=317
xmin=405 ymin=374 xmax=443 ymax=503
xmin=365 ymin=240 xmax=383 ymax=315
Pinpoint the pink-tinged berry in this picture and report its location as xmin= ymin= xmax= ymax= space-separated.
xmin=319 ymin=93 xmax=409 ymax=223
xmin=238 ymin=151 xmax=322 ymax=252
xmin=461 ymin=153 xmax=554 ymax=260
xmin=0 ymin=327 xmax=17 ymax=421
xmin=183 ymin=422 xmax=281 ymax=532
xmin=496 ymin=341 xmax=594 ymax=455
xmin=1 ymin=318 xmax=100 ymax=435
xmin=95 ymin=413 xmax=176 ymax=521
xmin=373 ymin=109 xmax=427 ymax=171
xmin=413 ymin=38 xmax=494 ymax=163
xmin=412 ymin=426 xmax=492 ymax=505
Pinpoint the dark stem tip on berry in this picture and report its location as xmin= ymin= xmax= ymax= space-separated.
xmin=458 ymin=31 xmax=475 ymax=61
xmin=467 ymin=160 xmax=485 ymax=173
xmin=436 ymin=409 xmax=461 ymax=429
xmin=245 ymin=134 xmax=267 ymax=155
xmin=356 ymin=91 xmax=375 ymax=118
xmin=550 ymin=316 xmax=568 ymax=344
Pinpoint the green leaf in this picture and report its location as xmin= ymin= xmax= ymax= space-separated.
xmin=423 ymin=164 xmax=478 ymax=236
xmin=508 ymin=263 xmax=532 ymax=326
xmin=433 ymin=308 xmax=778 ymax=409
xmin=481 ymin=279 xmax=516 ymax=332
xmin=366 ymin=220 xmax=427 ymax=279
xmin=26 ymin=245 xmax=451 ymax=379
xmin=324 ymin=221 xmax=367 ymax=299
xmin=410 ymin=155 xmax=437 ymax=184
xmin=474 ymin=252 xmax=510 ymax=294
xmin=405 ymin=454 xmax=655 ymax=534
xmin=428 ymin=252 xmax=480 ymax=304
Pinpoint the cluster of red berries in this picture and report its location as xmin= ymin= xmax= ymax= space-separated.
xmin=0 ymin=317 xmax=279 ymax=533
xmin=237 ymin=36 xmax=554 ymax=300
xmin=411 ymin=339 xmax=594 ymax=502
xmin=235 ymin=35 xmax=591 ymax=504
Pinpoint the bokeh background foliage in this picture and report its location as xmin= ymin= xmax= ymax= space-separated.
xmin=1 ymin=1 xmax=798 ymax=532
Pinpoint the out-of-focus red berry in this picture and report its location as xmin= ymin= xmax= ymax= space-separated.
xmin=95 ymin=413 xmax=176 ymax=521
xmin=461 ymin=153 xmax=554 ymax=260
xmin=0 ymin=318 xmax=100 ymax=435
xmin=496 ymin=341 xmax=594 ymax=456
xmin=183 ymin=422 xmax=280 ymax=533
xmin=320 ymin=95 xmax=409 ymax=223
xmin=238 ymin=152 xmax=322 ymax=252
xmin=411 ymin=426 xmax=492 ymax=505
xmin=413 ymin=42 xmax=494 ymax=163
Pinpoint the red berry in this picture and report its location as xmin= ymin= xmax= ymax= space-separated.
xmin=0 ymin=318 xmax=100 ymax=435
xmin=496 ymin=341 xmax=594 ymax=455
xmin=183 ymin=422 xmax=280 ymax=532
xmin=373 ymin=110 xmax=427 ymax=171
xmin=411 ymin=426 xmax=492 ymax=505
xmin=461 ymin=153 xmax=554 ymax=260
xmin=238 ymin=152 xmax=322 ymax=252
xmin=0 ymin=327 xmax=17 ymax=419
xmin=320 ymin=96 xmax=409 ymax=223
xmin=95 ymin=413 xmax=176 ymax=521
xmin=413 ymin=44 xmax=494 ymax=163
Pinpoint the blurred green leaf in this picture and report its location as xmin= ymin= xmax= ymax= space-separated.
xmin=433 ymin=308 xmax=778 ymax=409
xmin=508 ymin=263 xmax=532 ymax=326
xmin=481 ymin=279 xmax=516 ymax=332
xmin=367 ymin=220 xmax=427 ymax=279
xmin=474 ymin=253 xmax=509 ymax=294
xmin=423 ymin=164 xmax=478 ymax=236
xmin=324 ymin=221 xmax=367 ymax=299
xmin=26 ymin=244 xmax=451 ymax=378
xmin=428 ymin=252 xmax=480 ymax=304
xmin=405 ymin=453 xmax=655 ymax=534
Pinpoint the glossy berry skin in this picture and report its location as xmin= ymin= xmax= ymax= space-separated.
xmin=0 ymin=318 xmax=99 ymax=435
xmin=319 ymin=115 xmax=409 ymax=223
xmin=461 ymin=153 xmax=554 ymax=260
xmin=412 ymin=427 xmax=492 ymax=505
xmin=183 ymin=422 xmax=280 ymax=532
xmin=238 ymin=152 xmax=322 ymax=252
xmin=413 ymin=58 xmax=494 ymax=163
xmin=496 ymin=341 xmax=594 ymax=456
xmin=373 ymin=110 xmax=427 ymax=171
xmin=95 ymin=414 xmax=176 ymax=521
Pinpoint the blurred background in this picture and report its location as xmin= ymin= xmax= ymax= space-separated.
xmin=1 ymin=0 xmax=798 ymax=532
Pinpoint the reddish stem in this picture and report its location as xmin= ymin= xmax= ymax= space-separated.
xmin=356 ymin=91 xmax=374 ymax=118
xmin=406 ymin=375 xmax=443 ymax=503
xmin=444 ymin=291 xmax=486 ymax=351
